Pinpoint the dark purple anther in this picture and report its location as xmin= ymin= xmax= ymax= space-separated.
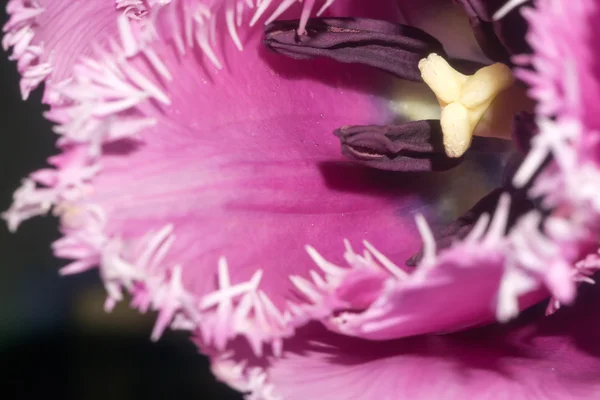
xmin=264 ymin=18 xmax=446 ymax=82
xmin=512 ymin=111 xmax=538 ymax=153
xmin=453 ymin=0 xmax=532 ymax=63
xmin=406 ymin=187 xmax=535 ymax=266
xmin=406 ymin=163 xmax=538 ymax=267
xmin=334 ymin=120 xmax=464 ymax=172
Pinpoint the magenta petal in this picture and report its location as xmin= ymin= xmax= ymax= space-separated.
xmin=88 ymin=38 xmax=426 ymax=347
xmin=209 ymin=285 xmax=600 ymax=399
xmin=517 ymin=0 xmax=600 ymax=131
xmin=7 ymin=0 xmax=477 ymax=350
xmin=510 ymin=0 xmax=600 ymax=315
xmin=286 ymin=196 xmax=549 ymax=341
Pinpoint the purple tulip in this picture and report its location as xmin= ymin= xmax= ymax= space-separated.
xmin=4 ymin=0 xmax=600 ymax=398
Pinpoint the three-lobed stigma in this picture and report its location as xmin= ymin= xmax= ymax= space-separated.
xmin=418 ymin=53 xmax=515 ymax=158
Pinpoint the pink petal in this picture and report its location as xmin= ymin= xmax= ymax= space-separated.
xmin=517 ymin=0 xmax=600 ymax=129
xmin=510 ymin=0 xmax=600 ymax=314
xmin=3 ymin=0 xmax=147 ymax=101
xmin=208 ymin=285 xmax=600 ymax=400
xmin=286 ymin=196 xmax=550 ymax=341
xmin=6 ymin=0 xmax=501 ymax=350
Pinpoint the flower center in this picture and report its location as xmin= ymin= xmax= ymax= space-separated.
xmin=264 ymin=17 xmax=536 ymax=173
xmin=418 ymin=53 xmax=515 ymax=158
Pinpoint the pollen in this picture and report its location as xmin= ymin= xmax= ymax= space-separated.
xmin=418 ymin=53 xmax=515 ymax=158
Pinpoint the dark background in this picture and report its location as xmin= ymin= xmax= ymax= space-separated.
xmin=0 ymin=5 xmax=240 ymax=400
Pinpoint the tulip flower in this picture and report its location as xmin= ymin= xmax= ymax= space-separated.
xmin=4 ymin=0 xmax=600 ymax=398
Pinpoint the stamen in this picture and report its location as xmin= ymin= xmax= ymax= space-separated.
xmin=333 ymin=121 xmax=463 ymax=172
xmin=418 ymin=53 xmax=515 ymax=157
xmin=264 ymin=18 xmax=445 ymax=82
xmin=511 ymin=111 xmax=537 ymax=152
xmin=406 ymin=189 xmax=534 ymax=266
xmin=455 ymin=0 xmax=532 ymax=63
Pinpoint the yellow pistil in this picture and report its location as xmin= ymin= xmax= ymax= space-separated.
xmin=418 ymin=53 xmax=517 ymax=158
